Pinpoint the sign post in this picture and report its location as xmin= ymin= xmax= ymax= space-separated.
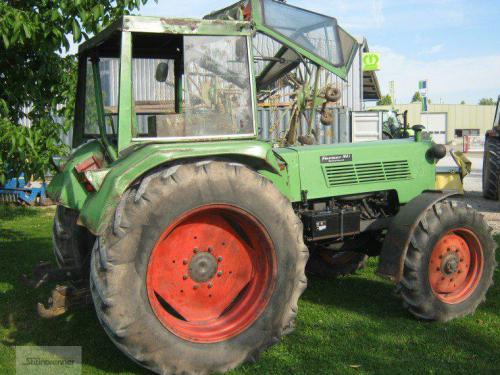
xmin=419 ymin=80 xmax=428 ymax=112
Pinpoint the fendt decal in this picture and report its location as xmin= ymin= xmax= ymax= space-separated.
xmin=320 ymin=154 xmax=353 ymax=163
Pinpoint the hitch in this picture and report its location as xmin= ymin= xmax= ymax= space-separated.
xmin=37 ymin=285 xmax=92 ymax=319
xmin=21 ymin=261 xmax=92 ymax=319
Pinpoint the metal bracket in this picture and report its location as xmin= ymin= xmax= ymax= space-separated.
xmin=37 ymin=285 xmax=92 ymax=319
xmin=21 ymin=261 xmax=92 ymax=319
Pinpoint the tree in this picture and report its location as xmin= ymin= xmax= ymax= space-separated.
xmin=479 ymin=98 xmax=495 ymax=105
xmin=377 ymin=94 xmax=393 ymax=106
xmin=460 ymin=100 xmax=466 ymax=104
xmin=411 ymin=91 xmax=422 ymax=103
xmin=0 ymin=1 xmax=153 ymax=184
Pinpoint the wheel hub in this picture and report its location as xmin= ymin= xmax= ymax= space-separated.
xmin=188 ymin=252 xmax=218 ymax=283
xmin=441 ymin=253 xmax=460 ymax=276
xmin=428 ymin=228 xmax=484 ymax=304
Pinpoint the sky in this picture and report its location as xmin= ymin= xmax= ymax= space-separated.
xmin=135 ymin=0 xmax=500 ymax=104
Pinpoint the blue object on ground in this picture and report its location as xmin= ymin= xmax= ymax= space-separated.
xmin=0 ymin=174 xmax=49 ymax=205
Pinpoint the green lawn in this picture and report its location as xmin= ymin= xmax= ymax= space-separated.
xmin=1 ymin=206 xmax=499 ymax=374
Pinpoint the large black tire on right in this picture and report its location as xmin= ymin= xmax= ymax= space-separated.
xmin=52 ymin=205 xmax=95 ymax=277
xmin=483 ymin=136 xmax=500 ymax=200
xmin=90 ymin=161 xmax=309 ymax=375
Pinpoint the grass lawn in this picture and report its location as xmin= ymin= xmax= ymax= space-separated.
xmin=1 ymin=206 xmax=499 ymax=374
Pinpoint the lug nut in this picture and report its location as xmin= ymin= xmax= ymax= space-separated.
xmin=208 ymin=282 xmax=213 ymax=289
xmin=218 ymin=256 xmax=223 ymax=262
xmin=217 ymin=271 xmax=223 ymax=277
xmin=208 ymin=247 xmax=213 ymax=253
xmin=193 ymin=284 xmax=199 ymax=290
xmin=183 ymin=275 xmax=188 ymax=280
xmin=183 ymin=259 xmax=188 ymax=265
xmin=193 ymin=248 xmax=199 ymax=253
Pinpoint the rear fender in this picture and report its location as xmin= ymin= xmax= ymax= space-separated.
xmin=377 ymin=190 xmax=461 ymax=282
xmin=47 ymin=140 xmax=105 ymax=210
xmin=79 ymin=142 xmax=285 ymax=235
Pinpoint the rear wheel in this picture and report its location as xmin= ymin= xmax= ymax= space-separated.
xmin=400 ymin=200 xmax=496 ymax=321
xmin=52 ymin=205 xmax=95 ymax=278
xmin=483 ymin=136 xmax=500 ymax=200
xmin=90 ymin=161 xmax=308 ymax=374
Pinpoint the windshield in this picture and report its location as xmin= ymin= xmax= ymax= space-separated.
xmin=261 ymin=0 xmax=352 ymax=67
xmin=134 ymin=35 xmax=255 ymax=139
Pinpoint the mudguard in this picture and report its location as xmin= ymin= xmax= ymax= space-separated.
xmin=77 ymin=141 xmax=285 ymax=235
xmin=377 ymin=190 xmax=461 ymax=282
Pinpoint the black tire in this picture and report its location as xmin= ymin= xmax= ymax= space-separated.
xmin=53 ymin=205 xmax=95 ymax=275
xmin=90 ymin=161 xmax=309 ymax=375
xmin=399 ymin=200 xmax=496 ymax=322
xmin=307 ymin=250 xmax=367 ymax=277
xmin=483 ymin=136 xmax=500 ymax=200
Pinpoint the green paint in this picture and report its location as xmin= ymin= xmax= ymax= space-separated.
xmin=91 ymin=58 xmax=118 ymax=161
xmin=46 ymin=141 xmax=104 ymax=210
xmin=276 ymin=140 xmax=436 ymax=204
xmin=78 ymin=141 xmax=284 ymax=234
xmin=118 ymin=32 xmax=133 ymax=151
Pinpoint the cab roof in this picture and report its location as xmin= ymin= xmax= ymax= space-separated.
xmin=78 ymin=15 xmax=251 ymax=54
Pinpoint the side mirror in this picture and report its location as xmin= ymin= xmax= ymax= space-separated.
xmin=155 ymin=62 xmax=169 ymax=83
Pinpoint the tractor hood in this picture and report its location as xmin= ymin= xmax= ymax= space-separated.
xmin=275 ymin=139 xmax=437 ymax=204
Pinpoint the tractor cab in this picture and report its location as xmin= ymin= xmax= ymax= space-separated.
xmin=73 ymin=17 xmax=256 ymax=157
xmin=72 ymin=0 xmax=359 ymax=158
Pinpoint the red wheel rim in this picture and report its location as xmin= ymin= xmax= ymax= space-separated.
xmin=428 ymin=227 xmax=484 ymax=304
xmin=147 ymin=204 xmax=277 ymax=343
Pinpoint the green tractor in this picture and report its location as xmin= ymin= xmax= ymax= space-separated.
xmin=42 ymin=1 xmax=495 ymax=373
xmin=483 ymin=95 xmax=500 ymax=199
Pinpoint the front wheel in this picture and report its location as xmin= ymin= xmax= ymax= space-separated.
xmin=399 ymin=200 xmax=496 ymax=321
xmin=90 ymin=161 xmax=308 ymax=374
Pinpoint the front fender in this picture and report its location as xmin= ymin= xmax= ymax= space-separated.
xmin=79 ymin=140 xmax=282 ymax=235
xmin=377 ymin=190 xmax=461 ymax=282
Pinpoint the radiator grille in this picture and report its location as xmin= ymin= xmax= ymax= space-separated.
xmin=324 ymin=160 xmax=412 ymax=187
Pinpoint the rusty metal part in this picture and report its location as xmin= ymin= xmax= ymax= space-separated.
xmin=188 ymin=252 xmax=218 ymax=283
xmin=320 ymin=104 xmax=334 ymax=126
xmin=21 ymin=261 xmax=82 ymax=289
xmin=298 ymin=135 xmax=315 ymax=145
xmin=377 ymin=190 xmax=461 ymax=282
xmin=323 ymin=85 xmax=342 ymax=102
xmin=37 ymin=285 xmax=92 ymax=319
